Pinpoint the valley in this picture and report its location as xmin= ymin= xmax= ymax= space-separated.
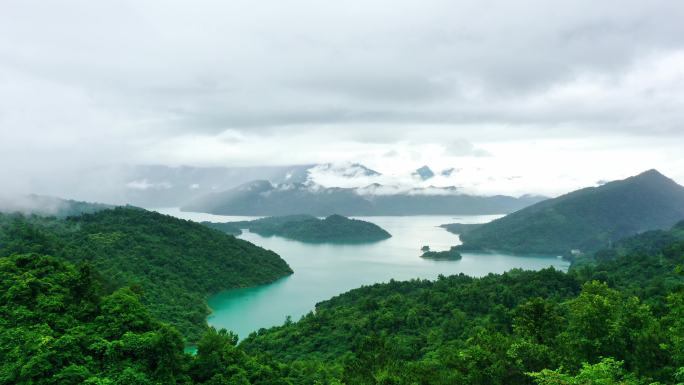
xmin=5 ymin=3 xmax=684 ymax=382
xmin=3 ymin=170 xmax=684 ymax=384
xmin=159 ymin=209 xmax=569 ymax=339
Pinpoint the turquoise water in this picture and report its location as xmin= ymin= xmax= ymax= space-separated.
xmin=158 ymin=209 xmax=570 ymax=339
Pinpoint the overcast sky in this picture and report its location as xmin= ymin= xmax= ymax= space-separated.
xmin=1 ymin=0 xmax=683 ymax=200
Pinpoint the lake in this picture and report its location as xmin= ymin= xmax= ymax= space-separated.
xmin=157 ymin=208 xmax=570 ymax=339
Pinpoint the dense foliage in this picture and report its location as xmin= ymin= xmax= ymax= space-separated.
xmin=241 ymin=221 xmax=684 ymax=384
xmin=458 ymin=169 xmax=684 ymax=255
xmin=0 ymin=208 xmax=292 ymax=341
xmin=206 ymin=214 xmax=391 ymax=243
xmin=0 ymin=253 xmax=336 ymax=385
xmin=572 ymin=220 xmax=684 ymax=310
xmin=420 ymin=246 xmax=462 ymax=260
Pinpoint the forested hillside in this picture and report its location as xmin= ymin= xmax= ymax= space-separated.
xmin=0 ymin=207 xmax=292 ymax=341
xmin=0 ymin=253 xmax=333 ymax=385
xmin=572 ymin=220 xmax=684 ymax=302
xmin=206 ymin=214 xmax=391 ymax=243
xmin=457 ymin=169 xmax=684 ymax=255
xmin=2 ymin=201 xmax=684 ymax=384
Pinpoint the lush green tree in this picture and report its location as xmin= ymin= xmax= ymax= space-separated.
xmin=528 ymin=358 xmax=641 ymax=385
xmin=558 ymin=282 xmax=667 ymax=378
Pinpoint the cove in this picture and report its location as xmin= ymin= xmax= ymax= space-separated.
xmin=158 ymin=209 xmax=570 ymax=339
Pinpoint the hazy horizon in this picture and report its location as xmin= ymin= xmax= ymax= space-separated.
xmin=2 ymin=0 xmax=684 ymax=203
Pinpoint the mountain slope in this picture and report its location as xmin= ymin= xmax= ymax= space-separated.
xmin=458 ymin=169 xmax=684 ymax=255
xmin=183 ymin=180 xmax=545 ymax=216
xmin=571 ymin=220 xmax=684 ymax=296
xmin=0 ymin=207 xmax=293 ymax=340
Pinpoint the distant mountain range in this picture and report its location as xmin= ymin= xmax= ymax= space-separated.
xmin=182 ymin=179 xmax=545 ymax=216
xmin=455 ymin=169 xmax=684 ymax=256
xmin=122 ymin=164 xmax=314 ymax=207
xmin=121 ymin=163 xmax=391 ymax=207
xmin=1 ymin=162 xmax=544 ymax=217
xmin=115 ymin=161 xmax=551 ymax=216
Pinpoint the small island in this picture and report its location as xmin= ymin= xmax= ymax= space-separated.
xmin=420 ymin=245 xmax=463 ymax=260
xmin=204 ymin=214 xmax=392 ymax=243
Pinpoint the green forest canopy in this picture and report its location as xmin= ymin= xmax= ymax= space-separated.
xmin=0 ymin=207 xmax=292 ymax=341
xmin=0 ymin=253 xmax=335 ymax=385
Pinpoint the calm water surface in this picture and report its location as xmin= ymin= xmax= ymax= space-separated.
xmin=157 ymin=208 xmax=570 ymax=339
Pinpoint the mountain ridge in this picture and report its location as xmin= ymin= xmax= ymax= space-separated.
xmin=182 ymin=179 xmax=546 ymax=216
xmin=456 ymin=169 xmax=684 ymax=255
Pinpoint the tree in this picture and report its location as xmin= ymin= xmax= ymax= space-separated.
xmin=528 ymin=358 xmax=641 ymax=385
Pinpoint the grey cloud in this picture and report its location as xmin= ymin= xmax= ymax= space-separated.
xmin=1 ymin=0 xmax=684 ymax=199
xmin=0 ymin=194 xmax=68 ymax=216
xmin=294 ymin=72 xmax=456 ymax=103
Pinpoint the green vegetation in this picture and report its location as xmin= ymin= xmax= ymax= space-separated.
xmin=206 ymin=214 xmax=392 ymax=243
xmin=571 ymin=220 xmax=684 ymax=304
xmin=458 ymin=169 xmax=684 ymax=255
xmin=0 ymin=253 xmax=335 ymax=384
xmin=240 ymin=220 xmax=684 ymax=384
xmin=0 ymin=207 xmax=292 ymax=341
xmin=223 ymin=215 xmax=319 ymax=238
xmin=4 ymin=191 xmax=684 ymax=383
xmin=420 ymin=246 xmax=462 ymax=260
xmin=528 ymin=358 xmax=643 ymax=385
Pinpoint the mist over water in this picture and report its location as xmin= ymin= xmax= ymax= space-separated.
xmin=158 ymin=209 xmax=570 ymax=339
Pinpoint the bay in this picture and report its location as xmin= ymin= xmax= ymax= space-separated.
xmin=157 ymin=208 xmax=570 ymax=339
